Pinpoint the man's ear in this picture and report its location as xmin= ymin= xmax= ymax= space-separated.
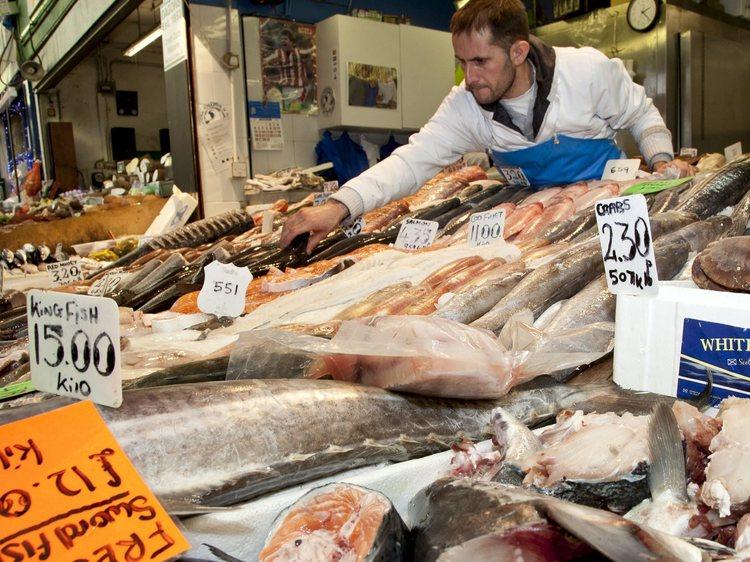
xmin=509 ymin=40 xmax=531 ymax=67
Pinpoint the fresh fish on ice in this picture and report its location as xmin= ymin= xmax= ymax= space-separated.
xmin=679 ymin=154 xmax=750 ymax=219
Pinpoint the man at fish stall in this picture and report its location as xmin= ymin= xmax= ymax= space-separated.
xmin=281 ymin=0 xmax=691 ymax=253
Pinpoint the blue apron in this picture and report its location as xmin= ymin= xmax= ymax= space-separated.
xmin=491 ymin=135 xmax=622 ymax=189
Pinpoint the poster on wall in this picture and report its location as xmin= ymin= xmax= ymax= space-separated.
xmin=259 ymin=18 xmax=317 ymax=115
xmin=347 ymin=63 xmax=397 ymax=109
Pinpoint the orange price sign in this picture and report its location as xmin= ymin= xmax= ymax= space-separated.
xmin=0 ymin=401 xmax=189 ymax=562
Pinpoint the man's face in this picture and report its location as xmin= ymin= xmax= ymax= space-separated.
xmin=453 ymin=28 xmax=516 ymax=105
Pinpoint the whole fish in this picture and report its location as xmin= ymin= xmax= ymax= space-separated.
xmin=651 ymin=186 xmax=686 ymax=214
xmin=122 ymin=356 xmax=230 ymax=390
xmin=96 ymin=209 xmax=254 ymax=274
xmin=515 ymin=197 xmax=575 ymax=242
xmin=679 ymin=154 xmax=750 ymax=219
xmin=503 ymin=202 xmax=543 ymax=238
xmin=722 ymin=184 xmax=750 ymax=238
xmin=516 ymin=207 xmax=596 ymax=251
xmin=334 ymin=281 xmax=414 ymax=320
xmin=572 ymin=184 xmax=620 ymax=212
xmin=433 ymin=263 xmax=527 ymax=324
xmin=518 ymin=186 xmax=562 ymax=208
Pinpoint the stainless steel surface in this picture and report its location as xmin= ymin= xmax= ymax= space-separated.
xmin=536 ymin=1 xmax=750 ymax=156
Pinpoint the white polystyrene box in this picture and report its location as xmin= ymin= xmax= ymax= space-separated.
xmin=614 ymin=282 xmax=750 ymax=402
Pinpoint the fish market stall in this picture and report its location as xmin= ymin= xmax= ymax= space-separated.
xmin=0 ymin=151 xmax=749 ymax=561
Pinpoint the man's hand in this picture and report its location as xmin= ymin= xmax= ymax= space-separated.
xmin=652 ymin=158 xmax=693 ymax=178
xmin=280 ymin=199 xmax=350 ymax=254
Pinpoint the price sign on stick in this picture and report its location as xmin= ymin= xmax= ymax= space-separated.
xmin=0 ymin=401 xmax=190 ymax=562
xmin=197 ymin=261 xmax=253 ymax=318
xmin=28 ymin=290 xmax=122 ymax=407
xmin=601 ymin=158 xmax=641 ymax=181
xmin=46 ymin=260 xmax=85 ymax=287
xmin=725 ymin=142 xmax=743 ymax=162
xmin=88 ymin=271 xmax=129 ymax=297
xmin=468 ymin=209 xmax=506 ymax=247
xmin=499 ymin=166 xmax=530 ymax=187
xmin=395 ymin=218 xmax=439 ymax=250
xmin=341 ymin=216 xmax=366 ymax=238
xmin=594 ymin=194 xmax=659 ymax=295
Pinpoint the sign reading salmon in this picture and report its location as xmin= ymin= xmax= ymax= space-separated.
xmin=0 ymin=401 xmax=189 ymax=562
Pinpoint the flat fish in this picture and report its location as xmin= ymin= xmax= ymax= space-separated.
xmin=259 ymin=483 xmax=406 ymax=562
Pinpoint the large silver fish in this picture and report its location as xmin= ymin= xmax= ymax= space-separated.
xmin=0 ymin=379 xmax=677 ymax=508
xmin=678 ymin=154 xmax=750 ymax=219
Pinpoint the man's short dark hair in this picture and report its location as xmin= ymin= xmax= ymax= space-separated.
xmin=280 ymin=28 xmax=295 ymax=40
xmin=450 ymin=0 xmax=530 ymax=49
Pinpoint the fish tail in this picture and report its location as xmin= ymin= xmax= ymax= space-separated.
xmin=648 ymin=402 xmax=688 ymax=502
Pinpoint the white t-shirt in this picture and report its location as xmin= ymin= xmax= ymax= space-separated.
xmin=499 ymin=65 xmax=537 ymax=140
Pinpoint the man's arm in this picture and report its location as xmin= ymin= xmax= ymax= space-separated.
xmin=592 ymin=54 xmax=674 ymax=169
xmin=329 ymin=85 xmax=486 ymax=217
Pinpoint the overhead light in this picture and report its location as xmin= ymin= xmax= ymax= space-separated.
xmin=455 ymin=0 xmax=470 ymax=8
xmin=123 ymin=26 xmax=163 ymax=57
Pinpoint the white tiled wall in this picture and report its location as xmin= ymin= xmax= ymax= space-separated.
xmin=190 ymin=5 xmax=248 ymax=215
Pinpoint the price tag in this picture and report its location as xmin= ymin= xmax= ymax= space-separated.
xmin=85 ymin=196 xmax=105 ymax=206
xmin=87 ymin=271 xmax=129 ymax=297
xmin=468 ymin=209 xmax=506 ymax=247
xmin=46 ymin=260 xmax=85 ymax=287
xmin=394 ymin=218 xmax=439 ymax=250
xmin=0 ymin=401 xmax=189 ymax=562
xmin=499 ymin=166 xmax=530 ymax=187
xmin=601 ymin=158 xmax=641 ymax=181
xmin=725 ymin=141 xmax=743 ymax=162
xmin=679 ymin=147 xmax=698 ymax=158
xmin=341 ymin=216 xmax=366 ymax=238
xmin=594 ymin=195 xmax=658 ymax=295
xmin=313 ymin=193 xmax=330 ymax=206
xmin=197 ymin=261 xmax=253 ymax=318
xmin=323 ymin=180 xmax=339 ymax=193
xmin=261 ymin=210 xmax=274 ymax=235
xmin=27 ymin=290 xmax=122 ymax=407
xmin=621 ymin=177 xmax=693 ymax=196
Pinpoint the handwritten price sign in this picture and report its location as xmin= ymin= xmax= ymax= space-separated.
xmin=0 ymin=401 xmax=189 ymax=562
xmin=468 ymin=209 xmax=506 ymax=247
xmin=28 ymin=291 xmax=122 ymax=407
xmin=499 ymin=166 xmax=530 ymax=187
xmin=46 ymin=261 xmax=84 ymax=288
xmin=594 ymin=194 xmax=659 ymax=295
xmin=341 ymin=216 xmax=366 ymax=238
xmin=601 ymin=158 xmax=641 ymax=181
xmin=197 ymin=261 xmax=253 ymax=318
xmin=88 ymin=271 xmax=129 ymax=297
xmin=394 ymin=218 xmax=439 ymax=250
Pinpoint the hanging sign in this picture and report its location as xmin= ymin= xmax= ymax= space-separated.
xmin=468 ymin=209 xmax=506 ymax=247
xmin=594 ymin=194 xmax=658 ymax=295
xmin=0 ymin=401 xmax=190 ymax=562
xmin=498 ymin=166 xmax=530 ymax=187
xmin=394 ymin=218 xmax=439 ymax=250
xmin=601 ymin=158 xmax=641 ymax=181
xmin=197 ymin=261 xmax=253 ymax=318
xmin=28 ymin=290 xmax=122 ymax=407
xmin=46 ymin=260 xmax=85 ymax=287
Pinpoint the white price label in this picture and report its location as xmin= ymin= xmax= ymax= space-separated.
xmin=197 ymin=261 xmax=253 ymax=318
xmin=46 ymin=260 xmax=84 ymax=287
xmin=27 ymin=290 xmax=122 ymax=407
xmin=341 ymin=216 xmax=366 ymax=238
xmin=499 ymin=166 xmax=530 ymax=187
xmin=323 ymin=181 xmax=339 ymax=194
xmin=468 ymin=209 xmax=506 ymax=247
xmin=679 ymin=147 xmax=698 ymax=158
xmin=87 ymin=271 xmax=129 ymax=297
xmin=394 ymin=218 xmax=439 ymax=250
xmin=725 ymin=142 xmax=743 ymax=162
xmin=594 ymin=195 xmax=658 ymax=295
xmin=314 ymin=193 xmax=330 ymax=206
xmin=602 ymin=158 xmax=641 ymax=181
xmin=261 ymin=210 xmax=274 ymax=235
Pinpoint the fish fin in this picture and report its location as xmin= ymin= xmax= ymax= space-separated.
xmin=202 ymin=544 xmax=247 ymax=562
xmin=159 ymin=498 xmax=237 ymax=516
xmin=648 ymin=402 xmax=688 ymax=502
xmin=680 ymin=537 xmax=736 ymax=557
xmin=691 ymin=366 xmax=714 ymax=412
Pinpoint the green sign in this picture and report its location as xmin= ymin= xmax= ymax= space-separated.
xmin=622 ymin=177 xmax=693 ymax=196
xmin=0 ymin=380 xmax=35 ymax=400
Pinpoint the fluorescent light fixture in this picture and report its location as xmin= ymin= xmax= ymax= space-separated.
xmin=124 ymin=26 xmax=163 ymax=57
